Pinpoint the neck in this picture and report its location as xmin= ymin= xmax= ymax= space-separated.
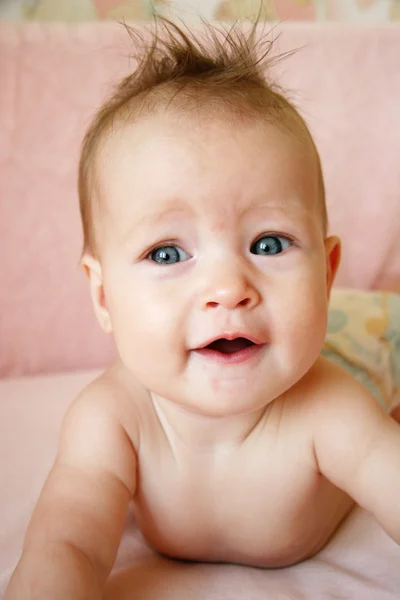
xmin=150 ymin=393 xmax=268 ymax=451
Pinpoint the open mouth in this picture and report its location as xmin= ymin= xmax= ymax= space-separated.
xmin=205 ymin=337 xmax=255 ymax=355
xmin=193 ymin=335 xmax=264 ymax=364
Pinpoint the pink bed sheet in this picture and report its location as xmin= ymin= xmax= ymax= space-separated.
xmin=1 ymin=370 xmax=399 ymax=599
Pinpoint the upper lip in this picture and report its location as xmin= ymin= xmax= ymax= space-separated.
xmin=195 ymin=332 xmax=264 ymax=349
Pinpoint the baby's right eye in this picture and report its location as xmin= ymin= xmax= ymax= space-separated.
xmin=148 ymin=245 xmax=190 ymax=265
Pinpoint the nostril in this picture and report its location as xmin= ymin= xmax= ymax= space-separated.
xmin=204 ymin=287 xmax=258 ymax=310
xmin=239 ymin=297 xmax=251 ymax=307
xmin=206 ymin=297 xmax=251 ymax=309
xmin=206 ymin=301 xmax=219 ymax=309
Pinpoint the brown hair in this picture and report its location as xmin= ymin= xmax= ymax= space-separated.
xmin=78 ymin=13 xmax=327 ymax=258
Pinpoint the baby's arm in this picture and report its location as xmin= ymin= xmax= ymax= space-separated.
xmin=5 ymin=383 xmax=137 ymax=600
xmin=312 ymin=364 xmax=400 ymax=543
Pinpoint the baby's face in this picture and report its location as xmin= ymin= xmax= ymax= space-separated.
xmin=87 ymin=113 xmax=339 ymax=417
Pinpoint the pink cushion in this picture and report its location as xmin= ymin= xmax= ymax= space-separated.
xmin=1 ymin=22 xmax=400 ymax=376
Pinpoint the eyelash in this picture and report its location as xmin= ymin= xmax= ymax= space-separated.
xmin=144 ymin=233 xmax=295 ymax=259
xmin=254 ymin=232 xmax=296 ymax=245
xmin=145 ymin=240 xmax=182 ymax=256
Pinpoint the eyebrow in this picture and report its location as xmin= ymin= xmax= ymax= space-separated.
xmin=243 ymin=202 xmax=311 ymax=223
xmin=122 ymin=203 xmax=193 ymax=242
xmin=121 ymin=197 xmax=311 ymax=244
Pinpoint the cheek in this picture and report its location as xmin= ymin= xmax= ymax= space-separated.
xmin=270 ymin=267 xmax=329 ymax=342
xmin=104 ymin=273 xmax=184 ymax=352
xmin=106 ymin=277 xmax=191 ymax=390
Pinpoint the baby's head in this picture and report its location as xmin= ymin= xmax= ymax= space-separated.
xmin=79 ymin=16 xmax=341 ymax=417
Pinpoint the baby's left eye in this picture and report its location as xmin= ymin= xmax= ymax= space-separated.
xmin=250 ymin=235 xmax=292 ymax=256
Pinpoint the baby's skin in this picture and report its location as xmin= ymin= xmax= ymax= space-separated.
xmin=82 ymin=355 xmax=357 ymax=568
xmin=6 ymin=114 xmax=400 ymax=599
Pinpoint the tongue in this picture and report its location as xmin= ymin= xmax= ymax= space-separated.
xmin=207 ymin=338 xmax=254 ymax=354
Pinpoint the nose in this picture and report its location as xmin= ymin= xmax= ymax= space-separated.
xmin=201 ymin=260 xmax=260 ymax=311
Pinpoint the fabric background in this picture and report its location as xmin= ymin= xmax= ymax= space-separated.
xmin=1 ymin=0 xmax=400 ymax=22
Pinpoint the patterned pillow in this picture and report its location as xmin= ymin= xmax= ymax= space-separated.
xmin=323 ymin=289 xmax=400 ymax=411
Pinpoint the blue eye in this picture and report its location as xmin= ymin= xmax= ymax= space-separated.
xmin=251 ymin=235 xmax=292 ymax=256
xmin=149 ymin=245 xmax=190 ymax=265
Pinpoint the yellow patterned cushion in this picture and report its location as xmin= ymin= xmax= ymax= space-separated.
xmin=323 ymin=290 xmax=400 ymax=411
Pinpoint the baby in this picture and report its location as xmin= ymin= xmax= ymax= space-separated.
xmin=6 ymin=16 xmax=400 ymax=600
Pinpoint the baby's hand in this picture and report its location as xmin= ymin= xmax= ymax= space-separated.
xmin=312 ymin=363 xmax=400 ymax=544
xmin=5 ymin=384 xmax=137 ymax=600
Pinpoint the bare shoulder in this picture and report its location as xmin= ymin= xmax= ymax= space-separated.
xmin=57 ymin=361 xmax=147 ymax=494
xmin=282 ymin=355 xmax=365 ymax=424
xmin=283 ymin=355 xmax=387 ymax=463
xmin=300 ymin=354 xmax=386 ymax=421
xmin=298 ymin=356 xmax=396 ymax=484
xmin=65 ymin=360 xmax=147 ymax=447
xmin=293 ymin=357 xmax=400 ymax=523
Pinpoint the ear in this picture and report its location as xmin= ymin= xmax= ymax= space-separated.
xmin=81 ymin=254 xmax=112 ymax=333
xmin=324 ymin=235 xmax=341 ymax=298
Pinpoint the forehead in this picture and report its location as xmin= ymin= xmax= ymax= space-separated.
xmin=94 ymin=113 xmax=321 ymax=236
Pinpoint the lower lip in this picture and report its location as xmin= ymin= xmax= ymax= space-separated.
xmin=193 ymin=344 xmax=265 ymax=365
